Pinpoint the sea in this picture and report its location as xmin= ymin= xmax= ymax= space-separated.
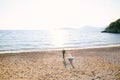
xmin=0 ymin=27 xmax=120 ymax=53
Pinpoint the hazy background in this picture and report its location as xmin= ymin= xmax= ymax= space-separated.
xmin=0 ymin=0 xmax=120 ymax=30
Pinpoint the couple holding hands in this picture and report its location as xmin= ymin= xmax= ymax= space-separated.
xmin=62 ymin=49 xmax=75 ymax=68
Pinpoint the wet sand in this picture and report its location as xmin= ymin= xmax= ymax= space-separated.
xmin=0 ymin=46 xmax=120 ymax=80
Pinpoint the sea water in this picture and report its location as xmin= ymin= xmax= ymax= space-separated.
xmin=0 ymin=27 xmax=120 ymax=53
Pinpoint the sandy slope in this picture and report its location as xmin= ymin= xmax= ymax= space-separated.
xmin=0 ymin=46 xmax=120 ymax=80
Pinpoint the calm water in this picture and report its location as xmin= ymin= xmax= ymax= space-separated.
xmin=0 ymin=27 xmax=120 ymax=52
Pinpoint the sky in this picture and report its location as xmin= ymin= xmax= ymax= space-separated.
xmin=0 ymin=0 xmax=120 ymax=30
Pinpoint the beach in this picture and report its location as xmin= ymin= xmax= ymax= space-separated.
xmin=0 ymin=46 xmax=120 ymax=80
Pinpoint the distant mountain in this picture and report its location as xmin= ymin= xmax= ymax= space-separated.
xmin=80 ymin=26 xmax=99 ymax=31
xmin=102 ymin=18 xmax=120 ymax=33
xmin=60 ymin=26 xmax=101 ymax=32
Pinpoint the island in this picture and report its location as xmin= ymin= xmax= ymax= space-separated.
xmin=102 ymin=18 xmax=120 ymax=33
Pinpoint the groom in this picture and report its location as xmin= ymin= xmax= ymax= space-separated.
xmin=62 ymin=49 xmax=67 ymax=68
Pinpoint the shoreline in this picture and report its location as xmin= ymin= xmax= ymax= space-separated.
xmin=0 ymin=44 xmax=120 ymax=54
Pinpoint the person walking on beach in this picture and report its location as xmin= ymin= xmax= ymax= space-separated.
xmin=62 ymin=49 xmax=66 ymax=59
xmin=67 ymin=53 xmax=75 ymax=68
xmin=62 ymin=49 xmax=67 ymax=68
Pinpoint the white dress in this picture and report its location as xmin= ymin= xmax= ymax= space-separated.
xmin=68 ymin=53 xmax=74 ymax=60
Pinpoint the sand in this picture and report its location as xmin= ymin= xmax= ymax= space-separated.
xmin=0 ymin=46 xmax=120 ymax=80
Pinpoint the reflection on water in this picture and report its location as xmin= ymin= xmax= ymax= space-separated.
xmin=0 ymin=28 xmax=120 ymax=52
xmin=49 ymin=29 xmax=68 ymax=47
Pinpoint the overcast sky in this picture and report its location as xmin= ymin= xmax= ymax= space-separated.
xmin=0 ymin=0 xmax=120 ymax=29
